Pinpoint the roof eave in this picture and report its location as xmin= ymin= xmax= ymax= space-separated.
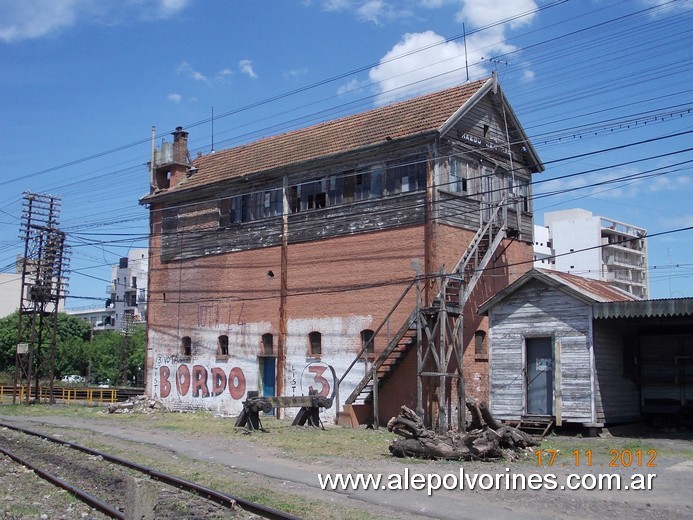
xmin=439 ymin=77 xmax=544 ymax=174
xmin=139 ymin=131 xmax=439 ymax=205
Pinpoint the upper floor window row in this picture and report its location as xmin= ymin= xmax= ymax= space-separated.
xmin=219 ymin=155 xmax=427 ymax=225
xmin=444 ymin=156 xmax=531 ymax=211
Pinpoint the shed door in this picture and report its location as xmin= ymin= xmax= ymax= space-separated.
xmin=526 ymin=337 xmax=553 ymax=416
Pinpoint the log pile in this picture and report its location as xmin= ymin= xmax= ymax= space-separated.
xmin=387 ymin=402 xmax=536 ymax=461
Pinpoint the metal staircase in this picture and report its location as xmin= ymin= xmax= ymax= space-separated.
xmin=337 ymin=197 xmax=508 ymax=427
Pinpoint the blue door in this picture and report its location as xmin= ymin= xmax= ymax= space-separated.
xmin=526 ymin=337 xmax=553 ymax=416
xmin=261 ymin=357 xmax=276 ymax=397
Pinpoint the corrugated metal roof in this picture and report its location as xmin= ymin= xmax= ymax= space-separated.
xmin=593 ymin=298 xmax=693 ymax=319
xmin=537 ymin=270 xmax=638 ymax=303
xmin=144 ymin=78 xmax=494 ymax=200
xmin=477 ymin=268 xmax=638 ymax=316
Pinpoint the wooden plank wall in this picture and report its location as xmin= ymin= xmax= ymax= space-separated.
xmin=161 ymin=192 xmax=426 ymax=262
xmin=489 ymin=279 xmax=593 ymax=422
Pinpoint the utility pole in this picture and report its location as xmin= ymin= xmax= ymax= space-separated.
xmin=13 ymin=193 xmax=69 ymax=404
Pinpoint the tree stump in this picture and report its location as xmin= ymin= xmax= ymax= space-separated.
xmin=387 ymin=403 xmax=535 ymax=461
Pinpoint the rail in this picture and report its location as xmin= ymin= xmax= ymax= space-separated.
xmin=0 ymin=421 xmax=300 ymax=520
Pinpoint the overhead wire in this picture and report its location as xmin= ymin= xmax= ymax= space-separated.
xmin=2 ymin=0 xmax=691 ymax=300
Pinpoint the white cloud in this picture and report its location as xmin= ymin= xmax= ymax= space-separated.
xmin=157 ymin=0 xmax=190 ymax=17
xmin=239 ymin=59 xmax=258 ymax=79
xmin=456 ymin=0 xmax=537 ymax=30
xmin=368 ymin=0 xmax=538 ymax=104
xmin=369 ymin=31 xmax=471 ymax=105
xmin=0 ymin=0 xmax=82 ymax=43
xmin=337 ymin=77 xmax=370 ymax=95
xmin=176 ymin=61 xmax=208 ymax=82
xmin=284 ymin=68 xmax=309 ymax=80
xmin=167 ymin=93 xmax=182 ymax=103
xmin=640 ymin=0 xmax=693 ymax=13
xmin=0 ymin=0 xmax=190 ymax=43
xmin=320 ymin=0 xmax=410 ymax=24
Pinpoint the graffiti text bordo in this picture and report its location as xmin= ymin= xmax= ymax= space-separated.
xmin=159 ymin=364 xmax=246 ymax=400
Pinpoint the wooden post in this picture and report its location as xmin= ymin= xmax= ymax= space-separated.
xmin=416 ymin=276 xmax=424 ymax=420
xmin=277 ymin=175 xmax=289 ymax=419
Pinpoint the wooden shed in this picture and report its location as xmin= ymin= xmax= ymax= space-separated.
xmin=477 ymin=268 xmax=639 ymax=428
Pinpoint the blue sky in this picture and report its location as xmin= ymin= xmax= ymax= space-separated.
xmin=0 ymin=0 xmax=691 ymax=307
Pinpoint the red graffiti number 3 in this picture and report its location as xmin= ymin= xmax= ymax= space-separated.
xmin=308 ymin=365 xmax=330 ymax=397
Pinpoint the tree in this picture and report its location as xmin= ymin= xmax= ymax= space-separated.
xmin=0 ymin=312 xmax=88 ymax=382
xmin=89 ymin=326 xmax=146 ymax=386
xmin=0 ymin=312 xmax=146 ymax=386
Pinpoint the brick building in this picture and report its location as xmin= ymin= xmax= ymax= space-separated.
xmin=140 ymin=75 xmax=544 ymax=428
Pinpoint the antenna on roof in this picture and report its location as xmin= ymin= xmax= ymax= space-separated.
xmin=211 ymin=106 xmax=215 ymax=154
xmin=463 ymin=23 xmax=469 ymax=82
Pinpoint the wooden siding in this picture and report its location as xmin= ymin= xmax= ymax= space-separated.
xmin=435 ymin=94 xmax=535 ymax=242
xmin=488 ymin=279 xmax=593 ymax=422
xmin=559 ymin=336 xmax=593 ymax=423
xmin=593 ymin=321 xmax=640 ymax=422
xmin=161 ymin=192 xmax=425 ymax=262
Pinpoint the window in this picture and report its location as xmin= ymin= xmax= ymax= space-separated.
xmin=474 ymin=330 xmax=487 ymax=357
xmin=449 ymin=157 xmax=469 ymax=193
xmin=262 ymin=333 xmax=274 ymax=356
xmin=515 ymin=179 xmax=530 ymax=212
xmin=220 ymin=188 xmax=281 ymax=225
xmin=181 ymin=336 xmax=192 ymax=357
xmin=386 ymin=156 xmax=426 ymax=195
xmin=309 ymin=331 xmax=322 ymax=357
xmin=218 ymin=335 xmax=229 ymax=356
xmin=361 ymin=329 xmax=375 ymax=356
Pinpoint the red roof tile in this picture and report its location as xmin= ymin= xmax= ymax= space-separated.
xmin=164 ymin=78 xmax=490 ymax=195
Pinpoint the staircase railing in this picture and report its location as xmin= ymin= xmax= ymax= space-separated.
xmin=440 ymin=195 xmax=507 ymax=305
xmin=335 ymin=278 xmax=422 ymax=417
xmin=336 ymin=196 xmax=509 ymax=424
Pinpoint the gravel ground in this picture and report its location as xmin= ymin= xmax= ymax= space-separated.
xmin=0 ymin=409 xmax=692 ymax=520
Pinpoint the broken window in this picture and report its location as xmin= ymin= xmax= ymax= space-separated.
xmin=449 ymin=157 xmax=469 ymax=193
xmin=221 ymin=188 xmax=282 ymax=224
xmin=386 ymin=155 xmax=426 ymax=195
xmin=289 ymin=185 xmax=301 ymax=213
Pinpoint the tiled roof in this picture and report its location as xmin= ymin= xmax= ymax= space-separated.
xmin=163 ymin=78 xmax=490 ymax=195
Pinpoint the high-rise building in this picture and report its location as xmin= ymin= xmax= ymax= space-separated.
xmin=534 ymin=209 xmax=648 ymax=298
xmin=108 ymin=248 xmax=148 ymax=331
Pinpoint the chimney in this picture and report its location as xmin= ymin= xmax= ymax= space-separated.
xmin=172 ymin=126 xmax=190 ymax=165
xmin=153 ymin=126 xmax=192 ymax=190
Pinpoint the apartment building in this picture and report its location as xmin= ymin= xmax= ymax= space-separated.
xmin=108 ymin=248 xmax=148 ymax=331
xmin=534 ymin=208 xmax=648 ymax=298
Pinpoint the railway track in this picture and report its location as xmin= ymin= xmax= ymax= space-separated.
xmin=0 ymin=421 xmax=300 ymax=520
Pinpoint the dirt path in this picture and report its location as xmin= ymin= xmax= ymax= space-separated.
xmin=1 ymin=413 xmax=691 ymax=520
